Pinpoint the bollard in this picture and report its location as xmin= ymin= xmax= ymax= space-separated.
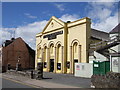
xmin=7 ymin=64 xmax=11 ymax=70
xmin=36 ymin=62 xmax=43 ymax=80
xmin=31 ymin=70 xmax=34 ymax=79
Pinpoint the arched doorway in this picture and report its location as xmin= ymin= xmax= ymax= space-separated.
xmin=72 ymin=42 xmax=79 ymax=74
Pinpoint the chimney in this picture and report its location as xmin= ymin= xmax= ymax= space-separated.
xmin=66 ymin=21 xmax=71 ymax=23
xmin=11 ymin=38 xmax=15 ymax=41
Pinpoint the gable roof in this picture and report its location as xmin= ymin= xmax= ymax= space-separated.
xmin=3 ymin=37 xmax=35 ymax=53
xmin=42 ymin=16 xmax=64 ymax=33
xmin=109 ymin=23 xmax=120 ymax=34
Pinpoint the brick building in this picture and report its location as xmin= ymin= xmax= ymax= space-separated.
xmin=2 ymin=37 xmax=35 ymax=72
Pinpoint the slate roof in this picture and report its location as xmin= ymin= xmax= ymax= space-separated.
xmin=3 ymin=37 xmax=35 ymax=52
xmin=91 ymin=29 xmax=109 ymax=41
xmin=109 ymin=23 xmax=120 ymax=34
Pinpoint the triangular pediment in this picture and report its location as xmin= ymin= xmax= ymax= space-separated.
xmin=42 ymin=16 xmax=64 ymax=33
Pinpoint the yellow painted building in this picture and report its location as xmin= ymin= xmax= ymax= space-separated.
xmin=35 ymin=16 xmax=108 ymax=74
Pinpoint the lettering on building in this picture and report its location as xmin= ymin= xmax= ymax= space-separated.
xmin=43 ymin=31 xmax=63 ymax=40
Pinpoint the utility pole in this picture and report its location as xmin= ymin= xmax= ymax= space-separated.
xmin=110 ymin=55 xmax=112 ymax=72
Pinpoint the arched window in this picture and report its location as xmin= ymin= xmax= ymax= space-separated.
xmin=57 ymin=44 xmax=61 ymax=70
xmin=50 ymin=44 xmax=54 ymax=54
xmin=37 ymin=47 xmax=41 ymax=58
xmin=73 ymin=42 xmax=78 ymax=53
xmin=57 ymin=44 xmax=61 ymax=62
xmin=44 ymin=46 xmax=47 ymax=62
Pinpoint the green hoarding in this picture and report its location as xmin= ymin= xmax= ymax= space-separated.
xmin=93 ymin=61 xmax=110 ymax=75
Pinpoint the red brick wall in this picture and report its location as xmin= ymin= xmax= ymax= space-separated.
xmin=2 ymin=38 xmax=35 ymax=70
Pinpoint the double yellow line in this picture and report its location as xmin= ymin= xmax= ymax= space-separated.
xmin=2 ymin=76 xmax=41 ymax=88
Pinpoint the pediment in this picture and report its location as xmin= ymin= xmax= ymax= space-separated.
xmin=42 ymin=16 xmax=64 ymax=33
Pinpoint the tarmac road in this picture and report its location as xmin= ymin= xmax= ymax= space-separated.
xmin=43 ymin=72 xmax=91 ymax=88
xmin=2 ymin=77 xmax=38 ymax=88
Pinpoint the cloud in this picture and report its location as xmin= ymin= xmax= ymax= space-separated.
xmin=95 ymin=0 xmax=119 ymax=2
xmin=15 ymin=20 xmax=48 ymax=49
xmin=87 ymin=2 xmax=119 ymax=32
xmin=54 ymin=3 xmax=65 ymax=11
xmin=92 ymin=12 xmax=118 ymax=32
xmin=88 ymin=6 xmax=112 ymax=22
xmin=88 ymin=0 xmax=119 ymax=2
xmin=1 ymin=20 xmax=47 ymax=49
xmin=24 ymin=13 xmax=37 ymax=19
xmin=59 ymin=14 xmax=80 ymax=22
xmin=2 ymin=28 xmax=16 ymax=31
xmin=0 ymin=28 xmax=11 ymax=45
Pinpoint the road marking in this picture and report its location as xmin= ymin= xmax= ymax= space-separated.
xmin=2 ymin=76 xmax=41 ymax=88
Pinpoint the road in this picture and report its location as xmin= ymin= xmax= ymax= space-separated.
xmin=2 ymin=77 xmax=37 ymax=88
xmin=43 ymin=72 xmax=91 ymax=88
xmin=1 ymin=72 xmax=91 ymax=88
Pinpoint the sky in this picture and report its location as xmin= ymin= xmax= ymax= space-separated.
xmin=1 ymin=1 xmax=120 ymax=50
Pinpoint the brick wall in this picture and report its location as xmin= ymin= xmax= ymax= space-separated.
xmin=2 ymin=38 xmax=35 ymax=71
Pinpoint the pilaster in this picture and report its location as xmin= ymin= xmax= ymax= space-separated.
xmin=54 ymin=47 xmax=57 ymax=73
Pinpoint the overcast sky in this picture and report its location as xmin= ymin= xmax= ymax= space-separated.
xmin=1 ymin=1 xmax=120 ymax=49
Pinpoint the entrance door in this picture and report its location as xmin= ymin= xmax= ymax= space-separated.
xmin=73 ymin=59 xmax=78 ymax=74
xmin=50 ymin=59 xmax=54 ymax=72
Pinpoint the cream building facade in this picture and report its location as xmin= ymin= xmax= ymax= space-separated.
xmin=36 ymin=16 xmax=95 ymax=74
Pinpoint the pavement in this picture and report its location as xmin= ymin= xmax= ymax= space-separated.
xmin=2 ymin=71 xmax=91 ymax=88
